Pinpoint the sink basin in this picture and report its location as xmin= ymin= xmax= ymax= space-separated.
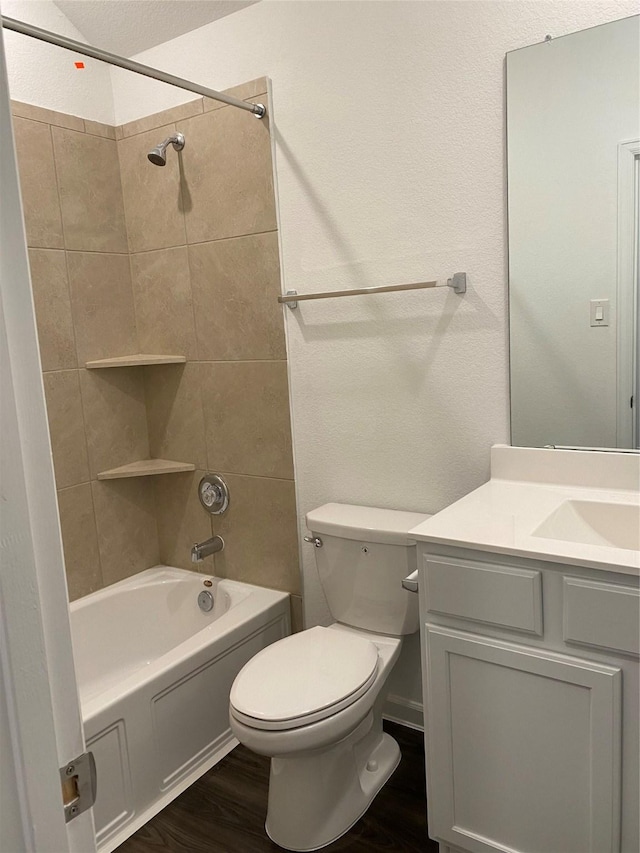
xmin=533 ymin=500 xmax=640 ymax=551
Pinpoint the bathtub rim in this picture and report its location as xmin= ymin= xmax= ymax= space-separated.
xmin=70 ymin=564 xmax=289 ymax=612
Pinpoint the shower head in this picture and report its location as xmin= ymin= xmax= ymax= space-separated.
xmin=147 ymin=131 xmax=185 ymax=166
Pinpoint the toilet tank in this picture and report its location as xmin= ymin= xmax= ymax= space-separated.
xmin=306 ymin=503 xmax=430 ymax=636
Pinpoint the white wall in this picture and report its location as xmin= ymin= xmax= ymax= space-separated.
xmin=508 ymin=15 xmax=639 ymax=449
xmin=108 ymin=0 xmax=638 ymax=713
xmin=3 ymin=0 xmax=114 ymax=122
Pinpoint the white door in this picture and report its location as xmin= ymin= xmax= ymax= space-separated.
xmin=0 ymin=17 xmax=96 ymax=853
xmin=423 ymin=625 xmax=622 ymax=853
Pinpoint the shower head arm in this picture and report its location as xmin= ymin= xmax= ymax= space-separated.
xmin=168 ymin=132 xmax=185 ymax=152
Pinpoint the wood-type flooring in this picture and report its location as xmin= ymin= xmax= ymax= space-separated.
xmin=119 ymin=721 xmax=439 ymax=853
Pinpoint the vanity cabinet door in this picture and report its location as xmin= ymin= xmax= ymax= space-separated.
xmin=423 ymin=625 xmax=622 ymax=853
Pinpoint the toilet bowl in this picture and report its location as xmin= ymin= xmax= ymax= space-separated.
xmin=228 ymin=503 xmax=429 ymax=852
xmin=230 ymin=625 xmax=403 ymax=851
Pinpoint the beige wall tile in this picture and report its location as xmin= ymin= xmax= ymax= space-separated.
xmin=57 ymin=483 xmax=103 ymax=600
xmin=130 ymin=246 xmax=196 ymax=358
xmin=67 ymin=252 xmax=138 ymax=364
xmin=290 ymin=595 xmax=304 ymax=633
xmin=118 ymin=124 xmax=187 ymax=253
xmin=11 ymin=100 xmax=84 ymax=131
xmin=154 ymin=469 xmax=214 ymax=571
xmin=28 ymin=249 xmax=76 ymax=371
xmin=201 ymin=361 xmax=294 ymax=479
xmin=203 ymin=78 xmax=267 ymax=112
xmin=117 ymin=99 xmax=203 ymax=139
xmin=145 ymin=362 xmax=206 ymax=469
xmin=43 ymin=370 xmax=90 ymax=489
xmin=212 ymin=473 xmax=300 ymax=594
xmin=188 ymin=233 xmax=285 ymax=361
xmin=181 ymin=102 xmax=276 ymax=243
xmin=79 ymin=368 xmax=149 ymax=479
xmin=12 ymin=117 xmax=64 ymax=249
xmin=92 ymin=478 xmax=159 ymax=586
xmin=83 ymin=119 xmax=116 ymax=140
xmin=52 ymin=127 xmax=128 ymax=252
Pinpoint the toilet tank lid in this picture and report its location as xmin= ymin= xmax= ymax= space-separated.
xmin=306 ymin=503 xmax=431 ymax=546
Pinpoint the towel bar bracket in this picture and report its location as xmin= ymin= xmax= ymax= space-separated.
xmin=448 ymin=272 xmax=467 ymax=294
xmin=284 ymin=290 xmax=298 ymax=309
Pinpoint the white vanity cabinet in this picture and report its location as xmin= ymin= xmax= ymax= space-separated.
xmin=418 ymin=545 xmax=640 ymax=853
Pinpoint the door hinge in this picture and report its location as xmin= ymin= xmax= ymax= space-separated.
xmin=631 ymin=395 xmax=634 ymax=409
xmin=60 ymin=751 xmax=96 ymax=822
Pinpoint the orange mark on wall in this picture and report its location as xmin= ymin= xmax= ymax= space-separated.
xmin=75 ymin=61 xmax=85 ymax=69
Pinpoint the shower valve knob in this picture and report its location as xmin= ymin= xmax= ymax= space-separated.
xmin=201 ymin=483 xmax=221 ymax=506
xmin=198 ymin=474 xmax=229 ymax=515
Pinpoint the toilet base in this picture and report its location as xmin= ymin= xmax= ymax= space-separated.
xmin=264 ymin=713 xmax=400 ymax=852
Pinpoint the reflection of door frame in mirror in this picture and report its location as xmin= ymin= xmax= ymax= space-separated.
xmin=616 ymin=139 xmax=640 ymax=449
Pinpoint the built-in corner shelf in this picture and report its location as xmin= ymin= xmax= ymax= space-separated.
xmin=97 ymin=459 xmax=195 ymax=481
xmin=85 ymin=354 xmax=186 ymax=369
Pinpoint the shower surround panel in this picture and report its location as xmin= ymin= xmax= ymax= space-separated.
xmin=11 ymin=79 xmax=301 ymax=622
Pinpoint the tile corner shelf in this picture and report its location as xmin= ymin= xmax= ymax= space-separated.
xmin=85 ymin=354 xmax=186 ymax=369
xmin=97 ymin=459 xmax=195 ymax=480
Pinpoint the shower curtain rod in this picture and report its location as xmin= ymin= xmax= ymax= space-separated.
xmin=1 ymin=15 xmax=266 ymax=118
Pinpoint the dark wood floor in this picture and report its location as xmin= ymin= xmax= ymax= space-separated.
xmin=119 ymin=721 xmax=439 ymax=853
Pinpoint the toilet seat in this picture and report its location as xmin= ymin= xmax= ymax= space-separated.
xmin=230 ymin=626 xmax=379 ymax=731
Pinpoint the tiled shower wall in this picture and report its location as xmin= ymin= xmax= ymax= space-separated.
xmin=12 ymin=79 xmax=302 ymax=624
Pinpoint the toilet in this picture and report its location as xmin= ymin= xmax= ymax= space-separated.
xmin=228 ymin=502 xmax=429 ymax=852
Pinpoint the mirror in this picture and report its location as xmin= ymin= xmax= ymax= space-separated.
xmin=507 ymin=16 xmax=640 ymax=450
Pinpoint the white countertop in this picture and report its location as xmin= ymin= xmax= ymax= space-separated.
xmin=409 ymin=446 xmax=640 ymax=577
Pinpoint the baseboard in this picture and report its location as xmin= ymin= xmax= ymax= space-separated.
xmin=382 ymin=693 xmax=424 ymax=731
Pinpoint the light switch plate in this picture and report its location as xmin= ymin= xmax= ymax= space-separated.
xmin=590 ymin=299 xmax=610 ymax=327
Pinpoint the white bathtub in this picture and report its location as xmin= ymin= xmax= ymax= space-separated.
xmin=70 ymin=566 xmax=290 ymax=852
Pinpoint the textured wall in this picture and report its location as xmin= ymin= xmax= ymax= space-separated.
xmin=3 ymin=0 xmax=115 ymax=123
xmin=107 ymin=0 xmax=639 ymax=715
xmin=12 ymin=80 xmax=301 ymax=620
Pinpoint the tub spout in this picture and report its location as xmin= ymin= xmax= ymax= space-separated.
xmin=191 ymin=535 xmax=224 ymax=562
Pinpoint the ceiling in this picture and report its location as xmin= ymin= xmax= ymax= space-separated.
xmin=53 ymin=0 xmax=259 ymax=57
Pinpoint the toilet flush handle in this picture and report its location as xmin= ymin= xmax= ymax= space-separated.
xmin=303 ymin=535 xmax=323 ymax=548
xmin=402 ymin=570 xmax=418 ymax=593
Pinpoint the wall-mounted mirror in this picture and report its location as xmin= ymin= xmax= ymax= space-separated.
xmin=507 ymin=15 xmax=640 ymax=450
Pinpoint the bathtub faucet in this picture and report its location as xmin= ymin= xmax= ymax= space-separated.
xmin=191 ymin=535 xmax=224 ymax=562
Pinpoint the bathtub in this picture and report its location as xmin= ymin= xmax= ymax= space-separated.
xmin=70 ymin=566 xmax=290 ymax=852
